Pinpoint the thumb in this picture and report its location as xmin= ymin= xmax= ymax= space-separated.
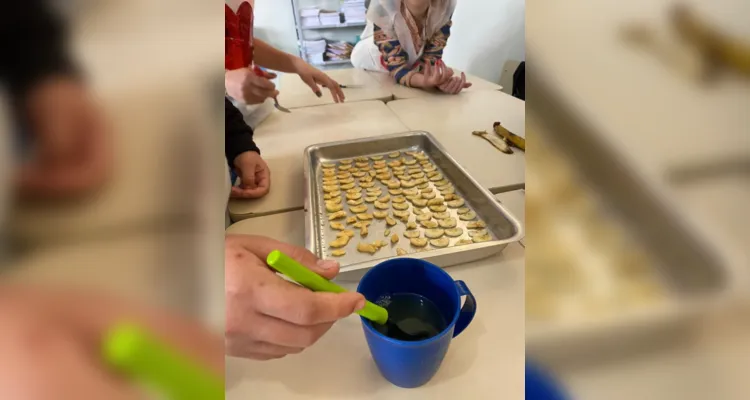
xmin=334 ymin=292 xmax=367 ymax=316
xmin=238 ymin=164 xmax=257 ymax=189
xmin=300 ymin=75 xmax=322 ymax=98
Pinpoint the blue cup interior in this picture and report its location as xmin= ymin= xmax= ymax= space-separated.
xmin=357 ymin=258 xmax=460 ymax=336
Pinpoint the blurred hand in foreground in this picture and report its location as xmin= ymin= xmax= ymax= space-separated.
xmin=16 ymin=77 xmax=111 ymax=199
xmin=225 ymin=234 xmax=365 ymax=360
xmin=231 ymin=150 xmax=270 ymax=199
xmin=0 ymin=286 xmax=223 ymax=399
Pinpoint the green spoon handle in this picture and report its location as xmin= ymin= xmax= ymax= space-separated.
xmin=266 ymin=250 xmax=388 ymax=325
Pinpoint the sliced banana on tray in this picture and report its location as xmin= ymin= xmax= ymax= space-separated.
xmin=360 ymin=181 xmax=375 ymax=188
xmin=404 ymin=230 xmax=422 ymax=239
xmin=330 ymin=222 xmax=345 ymax=230
xmin=391 ymin=234 xmax=400 ymax=244
xmin=466 ymin=221 xmax=486 ymax=229
xmin=326 ymin=203 xmax=344 ymax=213
xmin=374 ymin=201 xmax=389 ymax=210
xmin=392 ymin=202 xmax=410 ymax=210
xmin=416 ymin=213 xmax=433 ymax=222
xmin=331 ymin=249 xmax=347 ymax=257
xmin=445 ymin=228 xmax=464 ymax=237
xmin=346 ymin=192 xmax=362 ymax=200
xmin=339 ymin=229 xmax=355 ymax=238
xmin=429 ymin=204 xmax=447 ymax=212
xmin=438 ymin=218 xmax=457 ymax=228
xmin=370 ymin=155 xmax=384 ymax=161
xmin=468 ymin=229 xmax=489 ymax=237
xmin=406 ymin=221 xmax=418 ymax=230
xmin=447 ymin=198 xmax=465 ymax=208
xmin=374 ymin=210 xmax=388 ymax=219
xmin=350 ymin=205 xmax=368 ymax=213
xmin=425 ymin=229 xmax=445 ymax=239
xmin=440 ymin=187 xmax=455 ymax=195
xmin=454 ymin=238 xmax=473 ymax=246
xmin=347 ymin=198 xmax=364 ymax=206
xmin=421 ymin=191 xmax=436 ymax=199
xmin=433 ymin=211 xmax=451 ymax=219
xmin=427 ymin=198 xmax=443 ymax=206
xmin=410 ymin=238 xmax=428 ymax=247
xmin=357 ymin=242 xmax=378 ymax=254
xmin=328 ymin=211 xmax=346 ymax=220
xmin=386 ymin=216 xmax=397 ymax=226
xmin=392 ymin=196 xmax=406 ymax=203
xmin=412 ymin=198 xmax=428 ymax=207
xmin=443 ymin=193 xmax=458 ymax=201
xmin=458 ymin=211 xmax=477 ymax=221
xmin=430 ymin=238 xmax=450 ymax=248
xmin=396 ymin=248 xmax=408 ymax=256
xmin=364 ymin=196 xmax=377 ymax=203
xmin=346 ymin=216 xmax=357 ymax=224
xmin=329 ymin=236 xmax=350 ymax=248
xmin=420 ymin=220 xmax=439 ymax=229
xmin=357 ymin=213 xmax=374 ymax=221
xmin=472 ymin=234 xmax=492 ymax=243
xmin=393 ymin=209 xmax=410 ymax=220
xmin=456 ymin=207 xmax=471 ymax=215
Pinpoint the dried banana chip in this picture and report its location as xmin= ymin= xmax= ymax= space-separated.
xmin=421 ymin=187 xmax=434 ymax=194
xmin=393 ymin=209 xmax=410 ymax=219
xmin=433 ymin=211 xmax=451 ymax=219
xmin=355 ymin=162 xmax=369 ymax=168
xmin=407 ymin=168 xmax=422 ymax=175
xmin=339 ymin=177 xmax=354 ymax=184
xmin=385 ymin=216 xmax=397 ymax=226
xmin=419 ymin=159 xmax=431 ymax=165
xmin=415 ymin=153 xmax=428 ymax=161
xmin=330 ymin=222 xmax=346 ymax=230
xmin=440 ymin=187 xmax=456 ymax=195
xmin=377 ymin=195 xmax=391 ymax=203
xmin=472 ymin=234 xmax=492 ymax=243
xmin=323 ymin=193 xmax=333 ymax=200
xmin=349 ymin=167 xmax=359 ymax=173
xmin=364 ymin=196 xmax=377 ymax=203
xmin=429 ymin=174 xmax=444 ymax=182
xmin=323 ymin=170 xmax=336 ymax=177
xmin=357 ymin=213 xmax=374 ymax=221
xmin=374 ymin=201 xmax=389 ymax=210
xmin=401 ymin=180 xmax=417 ymax=188
xmin=406 ymin=195 xmax=421 ymax=202
xmin=360 ymin=225 xmax=369 ymax=237
xmin=331 ymin=249 xmax=347 ymax=257
xmin=458 ymin=211 xmax=477 ymax=221
xmin=327 ymin=196 xmax=342 ymax=205
xmin=370 ymin=155 xmax=384 ymax=161
xmin=410 ymin=238 xmax=428 ymax=247
xmin=412 ymin=198 xmax=428 ymax=207
xmin=375 ymin=167 xmax=389 ymax=174
xmin=392 ymin=196 xmax=406 ymax=203
xmin=438 ymin=218 xmax=457 ymax=228
xmin=416 ymin=213 xmax=432 ymax=222
xmin=404 ymin=159 xmax=417 ymax=165
xmin=468 ymin=229 xmax=489 ymax=238
xmin=347 ymin=198 xmax=364 ymax=206
xmin=396 ymin=174 xmax=410 ymax=181
xmin=388 ymin=160 xmax=402 ymax=168
xmin=421 ymin=191 xmax=437 ymax=199
xmin=420 ymin=220 xmax=439 ymax=229
xmin=384 ymin=229 xmax=391 ymax=236
xmin=396 ymin=248 xmax=408 ymax=256
xmin=423 ymin=164 xmax=436 ymax=172
xmin=337 ymin=172 xmax=352 ymax=179
xmin=389 ymin=189 xmax=403 ymax=195
xmin=360 ymin=181 xmax=375 ymax=188
xmin=352 ymin=171 xmax=366 ymax=178
xmin=386 ymin=180 xmax=401 ymax=189
xmin=340 ymin=182 xmax=355 ymax=190
xmin=392 ymin=167 xmax=406 ymax=174
xmin=352 ymin=221 xmax=371 ymax=229
xmin=406 ymin=221 xmax=418 ymax=230
xmin=447 ymin=198 xmax=465 ymax=208
xmin=355 ymin=156 xmax=369 ymax=162
xmin=373 ymin=161 xmax=386 ymax=168
xmin=430 ymin=238 xmax=450 ymax=248
xmin=372 ymin=240 xmax=388 ymax=248
xmin=346 ymin=216 xmax=357 ymax=224
xmin=417 ymin=182 xmax=429 ymax=189
xmin=392 ymin=202 xmax=409 ymax=210
xmin=326 ymin=203 xmax=344 ymax=213
xmin=445 ymin=228 xmax=464 ymax=237
xmin=350 ymin=205 xmax=368 ymax=213
xmin=357 ymin=242 xmax=378 ymax=254
xmin=388 ymin=151 xmax=401 ymax=158
xmin=402 ymin=188 xmax=419 ymax=196
xmin=390 ymin=234 xmax=399 ymax=244
xmin=322 ymin=162 xmax=336 ymax=169
xmin=429 ymin=204 xmax=447 ymax=212
xmin=341 ymin=159 xmax=353 ymax=164
xmin=425 ymin=228 xmax=445 ymax=239
xmin=339 ymin=229 xmax=355 ymax=238
xmin=339 ymin=164 xmax=352 ymax=171
xmin=443 ymin=193 xmax=458 ymax=201
xmin=410 ymin=171 xmax=425 ymax=178
xmin=435 ymin=179 xmax=450 ymax=186
xmin=328 ymin=211 xmax=346 ymax=220
xmin=456 ymin=207 xmax=471 ymax=215
xmin=404 ymin=230 xmax=422 ymax=239
xmin=374 ymin=210 xmax=388 ymax=219
xmin=454 ymin=238 xmax=473 ymax=246
xmin=426 ymin=171 xmax=440 ymax=178
xmin=466 ymin=221 xmax=486 ymax=229
xmin=329 ymin=236 xmax=350 ymax=248
xmin=323 ymin=185 xmax=339 ymax=193
xmin=376 ymin=173 xmax=391 ymax=181
xmin=412 ymin=208 xmax=424 ymax=215
xmin=361 ymin=174 xmax=374 ymax=182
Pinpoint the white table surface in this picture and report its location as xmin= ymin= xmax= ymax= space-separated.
xmin=225 ymin=210 xmax=525 ymax=400
xmin=494 ymin=190 xmax=525 ymax=246
xmin=387 ymin=90 xmax=525 ymax=192
xmin=228 ymin=101 xmax=408 ymax=220
xmin=278 ymin=68 xmax=393 ymax=109
xmin=366 ymin=69 xmax=503 ymax=100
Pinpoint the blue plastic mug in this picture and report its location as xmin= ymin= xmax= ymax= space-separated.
xmin=357 ymin=258 xmax=477 ymax=388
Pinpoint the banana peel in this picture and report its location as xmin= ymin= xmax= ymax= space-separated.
xmin=493 ymin=122 xmax=525 ymax=151
xmin=472 ymin=130 xmax=513 ymax=154
xmin=671 ymin=4 xmax=750 ymax=78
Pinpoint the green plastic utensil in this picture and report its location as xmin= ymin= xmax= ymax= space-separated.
xmin=266 ymin=250 xmax=388 ymax=325
xmin=102 ymin=323 xmax=224 ymax=400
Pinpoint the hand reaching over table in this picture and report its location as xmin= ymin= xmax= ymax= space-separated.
xmin=437 ymin=71 xmax=472 ymax=95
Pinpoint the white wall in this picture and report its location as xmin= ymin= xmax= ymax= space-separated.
xmin=443 ymin=0 xmax=525 ymax=84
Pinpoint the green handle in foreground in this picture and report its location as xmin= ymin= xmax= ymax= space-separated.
xmin=102 ymin=324 xmax=223 ymax=400
xmin=266 ymin=250 xmax=389 ymax=325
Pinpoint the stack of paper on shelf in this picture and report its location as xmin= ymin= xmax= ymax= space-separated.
xmin=302 ymin=39 xmax=327 ymax=65
xmin=325 ymin=41 xmax=354 ymax=62
xmin=342 ymin=0 xmax=366 ymax=23
xmin=299 ymin=7 xmax=320 ymax=27
xmin=318 ymin=10 xmax=342 ymax=26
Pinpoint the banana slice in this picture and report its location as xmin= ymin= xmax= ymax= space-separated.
xmin=386 ymin=216 xmax=397 ymax=226
xmin=352 ymin=171 xmax=366 ymax=178
xmin=468 ymin=229 xmax=489 ymax=237
xmin=403 ymin=188 xmax=419 ymax=196
xmin=410 ymin=238 xmax=428 ymax=247
xmin=323 ymin=170 xmax=336 ymax=177
xmin=440 ymin=187 xmax=456 ymax=195
xmin=454 ymin=238 xmax=473 ymax=246
xmin=392 ymin=202 xmax=409 ymax=210
xmin=364 ymin=196 xmax=377 ymax=203
xmin=350 ymin=205 xmax=368 ymax=213
xmin=360 ymin=181 xmax=375 ymax=188
xmin=346 ymin=216 xmax=357 ymax=224
xmin=386 ymin=180 xmax=401 ymax=189
xmin=368 ymin=170 xmax=377 ymax=177
xmin=374 ymin=201 xmax=389 ymax=210
xmin=406 ymin=195 xmax=421 ymax=202
xmin=384 ymin=229 xmax=391 ymax=236
xmin=410 ymin=171 xmax=426 ymax=179
xmin=412 ymin=208 xmax=424 ymax=215
xmin=406 ymin=221 xmax=418 ymax=230
xmin=357 ymin=242 xmax=378 ymax=254
xmin=375 ymin=167 xmax=389 ymax=174
xmin=328 ymin=211 xmax=346 ymax=220
xmin=419 ymin=160 xmax=431 ymax=165
xmin=330 ymin=222 xmax=346 ymax=230
xmin=389 ymin=189 xmax=403 ymax=195
xmin=355 ymin=156 xmax=369 ymax=162
xmin=417 ymin=182 xmax=430 ymax=189
xmin=389 ymin=151 xmax=401 ymax=158
xmin=339 ymin=164 xmax=352 ymax=171
xmin=329 ymin=236 xmax=350 ymax=248
xmin=376 ymin=173 xmax=391 ymax=181
xmin=458 ymin=211 xmax=477 ymax=221
xmin=466 ymin=221 xmax=486 ymax=229
xmin=445 ymin=228 xmax=464 ymax=237
xmin=404 ymin=230 xmax=422 ymax=239
xmin=326 ymin=203 xmax=344 ymax=213
xmin=421 ymin=191 xmax=436 ymax=199
xmin=392 ymin=196 xmax=406 ymax=203
xmin=427 ymin=198 xmax=443 ymax=206
xmin=360 ymin=225 xmax=369 ymax=237
xmin=472 ymin=234 xmax=492 ymax=243
xmin=416 ymin=213 xmax=432 ymax=222
xmin=404 ymin=159 xmax=417 ymax=165
xmin=433 ymin=211 xmax=451 ymax=219
xmin=388 ymin=160 xmax=402 ymax=168
xmin=327 ymin=196 xmax=342 ymax=204
xmin=323 ymin=185 xmax=339 ymax=193
xmin=415 ymin=154 xmax=428 ymax=161
xmin=420 ymin=220 xmax=439 ymax=229
xmin=426 ymin=171 xmax=440 ymax=178
xmin=446 ymin=198 xmax=465 ymax=208
xmin=365 ymin=188 xmax=381 ymax=195
xmin=322 ymin=162 xmax=336 ymax=169
xmin=391 ymin=234 xmax=400 ymax=244
xmin=396 ymin=248 xmax=408 ymax=256
xmin=393 ymin=209 xmax=410 ymax=220
xmin=339 ymin=230 xmax=355 ymax=238
xmin=346 ymin=192 xmax=362 ymax=200
xmin=337 ymin=171 xmax=352 ymax=179
xmin=438 ymin=218 xmax=457 ymax=228
xmin=443 ymin=193 xmax=458 ymax=201
xmin=429 ymin=174 xmax=444 ymax=182
xmin=435 ymin=179 xmax=450 ymax=186
xmin=377 ymin=195 xmax=391 ymax=203
xmin=429 ymin=204 xmax=447 ymax=212
xmin=423 ymin=165 xmax=436 ymax=172
xmin=355 ymin=162 xmax=369 ymax=169
xmin=357 ymin=213 xmax=374 ymax=221
xmin=331 ymin=249 xmax=347 ymax=257
xmin=372 ymin=240 xmax=388 ymax=249
xmin=353 ymin=221 xmax=371 ymax=229
xmin=347 ymin=198 xmax=364 ymax=206
xmin=370 ymin=155 xmax=384 ymax=161
xmin=374 ymin=210 xmax=388 ymax=219
xmin=341 ymin=159 xmax=353 ymax=164
xmin=425 ymin=228 xmax=445 ymax=239
xmin=430 ymin=238 xmax=450 ymax=248
xmin=456 ymin=207 xmax=471 ymax=215
xmin=412 ymin=198 xmax=428 ymax=207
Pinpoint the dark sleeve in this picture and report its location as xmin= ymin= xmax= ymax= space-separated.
xmin=0 ymin=1 xmax=78 ymax=101
xmin=225 ymin=98 xmax=260 ymax=166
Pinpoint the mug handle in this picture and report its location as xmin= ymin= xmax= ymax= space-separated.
xmin=452 ymin=280 xmax=476 ymax=337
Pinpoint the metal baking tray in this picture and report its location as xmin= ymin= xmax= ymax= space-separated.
xmin=303 ymin=131 xmax=523 ymax=277
xmin=525 ymin=70 xmax=739 ymax=363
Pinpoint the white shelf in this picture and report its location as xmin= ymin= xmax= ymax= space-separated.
xmin=310 ymin=59 xmax=352 ymax=67
xmin=301 ymin=22 xmax=366 ymax=30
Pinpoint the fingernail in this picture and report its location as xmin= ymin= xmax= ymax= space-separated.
xmin=355 ymin=298 xmax=366 ymax=311
xmin=315 ymin=91 xmax=322 ymax=97
xmin=317 ymin=259 xmax=338 ymax=270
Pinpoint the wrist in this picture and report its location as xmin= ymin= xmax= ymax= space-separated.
xmin=290 ymin=56 xmax=307 ymax=74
